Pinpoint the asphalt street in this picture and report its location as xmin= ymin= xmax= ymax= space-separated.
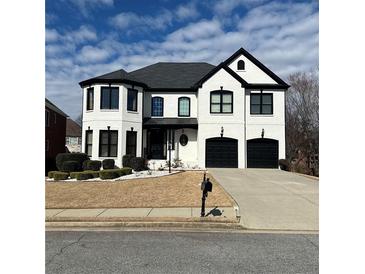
xmin=46 ymin=231 xmax=318 ymax=274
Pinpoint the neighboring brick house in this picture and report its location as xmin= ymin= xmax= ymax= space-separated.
xmin=66 ymin=118 xmax=82 ymax=152
xmin=45 ymin=98 xmax=68 ymax=172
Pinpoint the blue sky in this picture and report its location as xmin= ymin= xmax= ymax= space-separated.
xmin=46 ymin=0 xmax=318 ymax=119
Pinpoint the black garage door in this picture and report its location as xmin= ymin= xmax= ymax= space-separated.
xmin=206 ymin=137 xmax=238 ymax=168
xmin=247 ymin=138 xmax=278 ymax=168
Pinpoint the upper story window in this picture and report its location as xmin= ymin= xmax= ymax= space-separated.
xmin=86 ymin=87 xmax=94 ymax=111
xmin=210 ymin=90 xmax=233 ymax=113
xmin=151 ymin=97 xmax=164 ymax=116
xmin=99 ymin=130 xmax=118 ymax=157
xmin=250 ymin=93 xmax=273 ymax=115
xmin=178 ymin=97 xmax=190 ymax=117
xmin=127 ymin=88 xmax=138 ymax=112
xmin=237 ymin=60 xmax=245 ymax=70
xmin=101 ymin=86 xmax=119 ymax=110
xmin=45 ymin=110 xmax=50 ymax=127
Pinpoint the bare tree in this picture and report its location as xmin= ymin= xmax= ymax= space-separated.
xmin=286 ymin=70 xmax=319 ymax=175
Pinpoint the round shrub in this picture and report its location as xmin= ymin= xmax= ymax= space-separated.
xmin=83 ymin=160 xmax=102 ymax=171
xmin=56 ymin=153 xmax=89 ymax=171
xmin=130 ymin=157 xmax=146 ymax=171
xmin=122 ymin=155 xmax=134 ymax=168
xmin=60 ymin=161 xmax=80 ymax=172
xmin=102 ymin=159 xmax=115 ymax=170
xmin=279 ymin=159 xmax=290 ymax=171
xmin=53 ymin=172 xmax=69 ymax=181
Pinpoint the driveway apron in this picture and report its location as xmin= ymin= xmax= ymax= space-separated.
xmin=208 ymin=168 xmax=318 ymax=231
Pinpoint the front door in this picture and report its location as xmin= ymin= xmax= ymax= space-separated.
xmin=147 ymin=129 xmax=166 ymax=159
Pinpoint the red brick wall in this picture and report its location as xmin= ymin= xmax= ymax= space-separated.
xmin=45 ymin=107 xmax=67 ymax=171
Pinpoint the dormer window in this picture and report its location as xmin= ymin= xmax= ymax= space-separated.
xmin=237 ymin=60 xmax=245 ymax=70
xmin=151 ymin=97 xmax=164 ymax=116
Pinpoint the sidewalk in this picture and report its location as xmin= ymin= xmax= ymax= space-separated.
xmin=46 ymin=206 xmax=241 ymax=229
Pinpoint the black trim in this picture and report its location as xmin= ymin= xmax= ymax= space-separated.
xmin=99 ymin=130 xmax=118 ymax=157
xmin=151 ymin=96 xmax=164 ymax=117
xmin=100 ymin=86 xmax=119 ymax=110
xmin=85 ymin=130 xmax=93 ymax=156
xmin=250 ymin=92 xmax=273 ymax=115
xmin=210 ymin=90 xmax=233 ymax=114
xmin=86 ymin=87 xmax=94 ymax=111
xmin=223 ymin=48 xmax=290 ymax=87
xmin=178 ymin=97 xmax=190 ymax=117
xmin=237 ymin=60 xmax=245 ymax=70
xmin=146 ymin=88 xmax=196 ymax=92
xmin=127 ymin=88 xmax=138 ymax=112
xmin=79 ymin=78 xmax=147 ymax=88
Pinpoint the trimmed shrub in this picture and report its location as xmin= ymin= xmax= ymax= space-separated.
xmin=56 ymin=153 xmax=89 ymax=171
xmin=102 ymin=159 xmax=115 ymax=170
xmin=47 ymin=171 xmax=57 ymax=178
xmin=122 ymin=154 xmax=134 ymax=168
xmin=120 ymin=167 xmax=132 ymax=175
xmin=75 ymin=172 xmax=93 ymax=181
xmin=70 ymin=172 xmax=78 ymax=179
xmin=100 ymin=169 xmax=120 ymax=180
xmin=53 ymin=172 xmax=69 ymax=180
xmin=89 ymin=171 xmax=100 ymax=178
xmin=83 ymin=160 xmax=102 ymax=171
xmin=130 ymin=157 xmax=146 ymax=171
xmin=60 ymin=161 xmax=80 ymax=172
xmin=279 ymin=159 xmax=290 ymax=171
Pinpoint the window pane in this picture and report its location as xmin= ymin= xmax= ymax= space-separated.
xmin=211 ymin=94 xmax=220 ymax=103
xmin=87 ymin=88 xmax=94 ymax=110
xmin=211 ymin=103 xmax=220 ymax=113
xmin=251 ymin=94 xmax=260 ymax=104
xmin=110 ymin=88 xmax=119 ymax=109
xmin=100 ymin=132 xmax=108 ymax=144
xmin=86 ymin=132 xmax=93 ymax=144
xmin=86 ymin=144 xmax=92 ymax=156
xmin=262 ymin=105 xmax=273 ymax=114
xmin=222 ymin=93 xmax=232 ymax=103
xmin=110 ymin=145 xmax=117 ymax=157
xmin=127 ymin=89 xmax=137 ymax=111
xmin=262 ymin=94 xmax=272 ymax=104
xmin=152 ymin=97 xmax=163 ymax=116
xmin=251 ymin=105 xmax=261 ymax=114
xmin=222 ymin=103 xmax=232 ymax=113
xmin=110 ymin=132 xmax=118 ymax=144
xmin=179 ymin=98 xmax=189 ymax=116
xmin=100 ymin=145 xmax=108 ymax=157
xmin=101 ymin=88 xmax=110 ymax=109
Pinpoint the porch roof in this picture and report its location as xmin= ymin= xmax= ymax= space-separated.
xmin=143 ymin=118 xmax=198 ymax=129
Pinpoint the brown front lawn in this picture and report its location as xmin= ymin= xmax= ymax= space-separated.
xmin=45 ymin=171 xmax=235 ymax=209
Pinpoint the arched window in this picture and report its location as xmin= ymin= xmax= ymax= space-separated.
xmin=151 ymin=97 xmax=164 ymax=116
xmin=237 ymin=60 xmax=245 ymax=70
xmin=210 ymin=90 xmax=233 ymax=113
xmin=178 ymin=97 xmax=190 ymax=117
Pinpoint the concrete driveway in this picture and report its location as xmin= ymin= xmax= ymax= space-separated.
xmin=208 ymin=169 xmax=318 ymax=231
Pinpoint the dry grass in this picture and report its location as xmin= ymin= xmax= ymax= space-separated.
xmin=46 ymin=171 xmax=235 ymax=209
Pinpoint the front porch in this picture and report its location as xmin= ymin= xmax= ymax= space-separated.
xmin=142 ymin=118 xmax=199 ymax=169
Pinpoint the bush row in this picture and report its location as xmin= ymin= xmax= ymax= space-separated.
xmin=122 ymin=155 xmax=146 ymax=171
xmin=70 ymin=170 xmax=100 ymax=180
xmin=100 ymin=168 xmax=132 ymax=180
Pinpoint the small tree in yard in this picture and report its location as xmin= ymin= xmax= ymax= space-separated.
xmin=286 ymin=70 xmax=319 ymax=176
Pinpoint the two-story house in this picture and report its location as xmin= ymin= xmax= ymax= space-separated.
xmin=79 ymin=48 xmax=289 ymax=169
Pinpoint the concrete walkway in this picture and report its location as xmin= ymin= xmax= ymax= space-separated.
xmin=208 ymin=169 xmax=319 ymax=231
xmin=46 ymin=207 xmax=236 ymax=219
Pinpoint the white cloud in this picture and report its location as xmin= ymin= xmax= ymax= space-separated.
xmin=46 ymin=29 xmax=59 ymax=43
xmin=212 ymin=0 xmax=269 ymax=15
xmin=68 ymin=0 xmax=114 ymax=16
xmin=46 ymin=1 xmax=318 ymax=119
xmin=175 ymin=2 xmax=200 ymax=20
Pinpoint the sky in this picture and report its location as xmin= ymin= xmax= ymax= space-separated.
xmin=46 ymin=0 xmax=319 ymax=119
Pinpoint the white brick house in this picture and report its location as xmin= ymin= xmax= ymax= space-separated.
xmin=79 ymin=48 xmax=289 ymax=169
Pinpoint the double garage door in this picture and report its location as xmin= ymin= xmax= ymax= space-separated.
xmin=205 ymin=137 xmax=278 ymax=168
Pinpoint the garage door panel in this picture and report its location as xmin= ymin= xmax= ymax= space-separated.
xmin=247 ymin=138 xmax=278 ymax=168
xmin=206 ymin=138 xmax=238 ymax=168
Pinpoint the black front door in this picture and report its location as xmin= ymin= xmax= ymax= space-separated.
xmin=147 ymin=129 xmax=166 ymax=159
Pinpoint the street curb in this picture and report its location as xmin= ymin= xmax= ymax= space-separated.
xmin=45 ymin=221 xmax=244 ymax=230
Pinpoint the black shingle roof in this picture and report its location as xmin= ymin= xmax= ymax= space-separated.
xmin=45 ymin=98 xmax=68 ymax=117
xmin=79 ymin=62 xmax=215 ymax=89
